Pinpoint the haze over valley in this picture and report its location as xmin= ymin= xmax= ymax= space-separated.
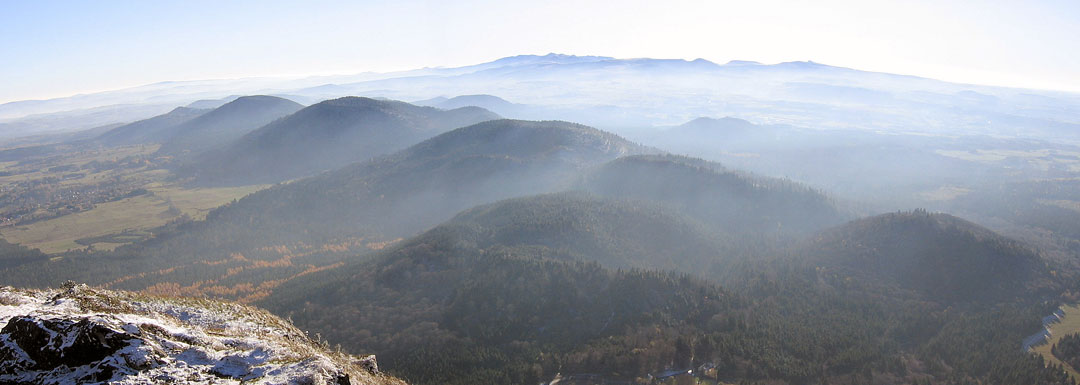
xmin=3 ymin=1 xmax=1080 ymax=384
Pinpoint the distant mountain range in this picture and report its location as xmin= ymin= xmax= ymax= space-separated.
xmin=4 ymin=53 xmax=1079 ymax=144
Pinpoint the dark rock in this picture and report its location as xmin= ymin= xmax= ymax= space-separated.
xmin=335 ymin=372 xmax=351 ymax=385
xmin=0 ymin=315 xmax=133 ymax=370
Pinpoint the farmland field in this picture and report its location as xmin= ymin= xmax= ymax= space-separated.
xmin=1032 ymin=304 xmax=1080 ymax=382
xmin=0 ymin=184 xmax=265 ymax=253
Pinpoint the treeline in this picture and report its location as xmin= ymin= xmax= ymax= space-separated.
xmin=1053 ymin=333 xmax=1080 ymax=372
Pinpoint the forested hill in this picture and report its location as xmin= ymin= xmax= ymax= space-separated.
xmin=262 ymin=234 xmax=739 ymax=385
xmin=170 ymin=119 xmax=653 ymax=250
xmin=0 ymin=119 xmax=655 ymax=291
xmin=260 ymin=197 xmax=1071 ymax=385
xmin=434 ymin=192 xmax=733 ymax=272
xmin=800 ymin=210 xmax=1056 ymax=304
xmin=155 ymin=95 xmax=303 ymax=157
xmin=182 ymin=97 xmax=501 ymax=185
xmin=577 ymin=154 xmax=845 ymax=237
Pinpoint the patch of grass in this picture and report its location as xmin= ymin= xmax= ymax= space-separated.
xmin=148 ymin=184 xmax=266 ymax=220
xmin=1033 ymin=304 xmax=1080 ymax=382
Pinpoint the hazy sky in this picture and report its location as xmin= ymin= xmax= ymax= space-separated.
xmin=2 ymin=0 xmax=1078 ymax=103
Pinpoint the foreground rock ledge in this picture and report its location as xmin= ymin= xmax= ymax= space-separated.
xmin=0 ymin=284 xmax=405 ymax=385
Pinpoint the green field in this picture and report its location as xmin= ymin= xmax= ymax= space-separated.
xmin=1032 ymin=304 xmax=1080 ymax=382
xmin=0 ymin=143 xmax=268 ymax=253
xmin=0 ymin=184 xmax=265 ymax=253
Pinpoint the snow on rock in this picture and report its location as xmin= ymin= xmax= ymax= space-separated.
xmin=0 ymin=284 xmax=405 ymax=385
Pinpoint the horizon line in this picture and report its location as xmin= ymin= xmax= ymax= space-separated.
xmin=3 ymin=53 xmax=1079 ymax=106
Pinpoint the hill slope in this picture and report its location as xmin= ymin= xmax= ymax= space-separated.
xmin=264 ymin=240 xmax=736 ymax=385
xmin=156 ymin=95 xmax=303 ymax=157
xmin=183 ymin=119 xmax=649 ymax=245
xmin=435 ymin=192 xmax=732 ymax=272
xmin=801 ymin=210 xmax=1050 ymax=304
xmin=260 ymin=199 xmax=1056 ymax=385
xmin=186 ymin=97 xmax=501 ymax=185
xmin=0 ymin=119 xmax=654 ymax=292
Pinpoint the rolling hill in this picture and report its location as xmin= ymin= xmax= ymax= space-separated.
xmin=257 ymin=196 xmax=1059 ymax=385
xmin=431 ymin=192 xmax=732 ymax=272
xmin=155 ymin=95 xmax=303 ymax=157
xmin=801 ymin=210 xmax=1052 ymax=304
xmin=184 ymin=97 xmax=501 ymax=185
xmin=261 ymin=229 xmax=740 ymax=385
xmin=176 ymin=119 xmax=651 ymax=248
xmin=0 ymin=119 xmax=652 ymax=291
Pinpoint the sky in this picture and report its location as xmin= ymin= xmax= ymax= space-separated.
xmin=1 ymin=0 xmax=1078 ymax=103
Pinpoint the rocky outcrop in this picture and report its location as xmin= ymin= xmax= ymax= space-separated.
xmin=0 ymin=284 xmax=403 ymax=385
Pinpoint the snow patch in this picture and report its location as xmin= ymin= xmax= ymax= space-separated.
xmin=0 ymin=285 xmax=400 ymax=385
